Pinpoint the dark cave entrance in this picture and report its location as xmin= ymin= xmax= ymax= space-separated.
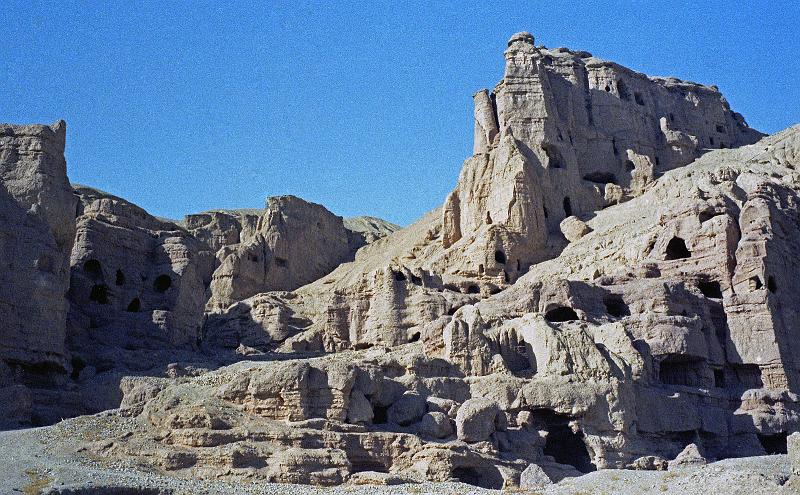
xmin=126 ymin=298 xmax=141 ymax=312
xmin=562 ymin=197 xmax=572 ymax=217
xmin=532 ymin=409 xmax=595 ymax=473
xmin=665 ymin=237 xmax=691 ymax=260
xmin=450 ymin=465 xmax=503 ymax=489
xmin=153 ymin=274 xmax=172 ymax=292
xmin=758 ymin=432 xmax=788 ymax=454
xmin=544 ymin=306 xmax=579 ymax=322
xmin=373 ymin=405 xmax=388 ymax=424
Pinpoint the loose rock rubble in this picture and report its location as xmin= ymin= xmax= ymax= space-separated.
xmin=0 ymin=32 xmax=798 ymax=493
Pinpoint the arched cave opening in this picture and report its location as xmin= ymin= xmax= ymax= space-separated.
xmin=563 ymin=197 xmax=572 ymax=217
xmin=115 ymin=269 xmax=125 ymax=286
xmin=494 ymin=250 xmax=506 ymax=264
xmin=758 ymin=433 xmax=788 ymax=454
xmin=393 ymin=270 xmax=407 ymax=282
xmin=126 ymin=298 xmax=141 ymax=312
xmin=665 ymin=237 xmax=691 ymax=260
xmin=89 ymin=284 xmax=109 ymax=304
xmin=634 ymin=92 xmax=645 ymax=106
xmin=532 ymin=409 xmax=596 ymax=473
xmin=408 ymin=332 xmax=421 ymax=343
xmin=84 ymin=259 xmax=103 ymax=279
xmin=545 ymin=306 xmax=579 ymax=322
xmin=466 ymin=285 xmax=480 ymax=294
xmin=153 ymin=275 xmax=172 ymax=293
xmin=750 ymin=276 xmax=763 ymax=290
xmin=625 ymin=159 xmax=635 ymax=171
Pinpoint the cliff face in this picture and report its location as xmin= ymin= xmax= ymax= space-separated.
xmin=443 ymin=32 xmax=764 ymax=287
xmin=0 ymin=121 xmax=76 ymax=369
xmin=2 ymin=31 xmax=800 ymax=492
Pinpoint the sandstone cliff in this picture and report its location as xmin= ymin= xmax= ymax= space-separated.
xmin=1 ymin=32 xmax=799 ymax=492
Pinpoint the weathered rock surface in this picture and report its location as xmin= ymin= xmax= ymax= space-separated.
xmin=2 ymin=31 xmax=800 ymax=493
xmin=0 ymin=121 xmax=76 ymax=369
xmin=205 ymin=196 xmax=398 ymax=312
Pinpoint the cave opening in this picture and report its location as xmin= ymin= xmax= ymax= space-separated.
xmin=583 ymin=172 xmax=617 ymax=184
xmin=373 ymin=405 xmax=388 ymax=424
xmin=758 ymin=433 xmax=788 ymax=454
xmin=665 ymin=237 xmax=691 ymax=260
xmin=697 ymin=280 xmax=723 ymax=299
xmin=494 ymin=250 xmax=507 ymax=264
xmin=767 ymin=276 xmax=777 ymax=293
xmin=84 ymin=259 xmax=103 ymax=279
xmin=393 ymin=270 xmax=407 ymax=282
xmin=543 ymin=143 xmax=565 ymax=169
xmin=70 ymin=357 xmax=86 ymax=380
xmin=533 ymin=409 xmax=596 ymax=473
xmin=408 ymin=332 xmax=421 ymax=343
xmin=450 ymin=466 xmax=503 ymax=489
xmin=115 ymin=269 xmax=125 ymax=286
xmin=659 ymin=357 xmax=705 ymax=387
xmin=153 ymin=275 xmax=172 ymax=293
xmin=563 ymin=197 xmax=572 ymax=217
xmin=466 ymin=285 xmax=480 ymax=294
xmin=545 ymin=306 xmax=579 ymax=322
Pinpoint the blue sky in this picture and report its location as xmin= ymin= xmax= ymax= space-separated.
xmin=3 ymin=1 xmax=798 ymax=225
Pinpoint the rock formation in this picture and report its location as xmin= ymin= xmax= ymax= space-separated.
xmin=67 ymin=185 xmax=208 ymax=366
xmin=1 ymin=32 xmax=799 ymax=492
xmin=0 ymin=121 xmax=76 ymax=371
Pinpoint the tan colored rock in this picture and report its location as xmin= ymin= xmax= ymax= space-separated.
xmin=560 ymin=216 xmax=592 ymax=242
xmin=68 ymin=185 xmax=207 ymax=352
xmin=206 ymin=196 xmax=393 ymax=312
xmin=0 ymin=121 xmax=76 ymax=369
xmin=455 ymin=398 xmax=504 ymax=443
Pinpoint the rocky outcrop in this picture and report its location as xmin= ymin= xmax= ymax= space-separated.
xmin=205 ymin=196 xmax=395 ymax=311
xmin=3 ymin=31 xmax=800 ymax=493
xmin=67 ymin=186 xmax=208 ymax=358
xmin=0 ymin=121 xmax=76 ymax=369
xmin=442 ymin=31 xmax=763 ymax=288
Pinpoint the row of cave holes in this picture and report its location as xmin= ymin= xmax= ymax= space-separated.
xmin=84 ymin=259 xmax=172 ymax=311
xmin=664 ymin=237 xmax=778 ymax=295
xmin=603 ymin=79 xmax=646 ymax=106
xmin=394 ymin=250 xmax=517 ymax=294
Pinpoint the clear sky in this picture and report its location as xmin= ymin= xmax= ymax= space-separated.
xmin=3 ymin=1 xmax=798 ymax=226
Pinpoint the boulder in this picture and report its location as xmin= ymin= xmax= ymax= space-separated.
xmin=519 ymin=463 xmax=553 ymax=490
xmin=455 ymin=398 xmax=503 ymax=443
xmin=419 ymin=412 xmax=453 ymax=439
xmin=387 ymin=392 xmax=425 ymax=426
xmin=668 ymin=443 xmax=707 ymax=470
xmin=560 ymin=216 xmax=592 ymax=242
